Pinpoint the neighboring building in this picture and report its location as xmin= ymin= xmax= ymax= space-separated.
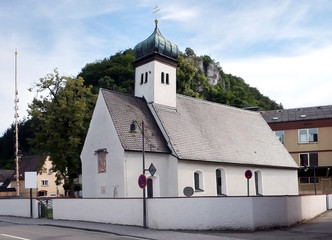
xmin=0 ymin=169 xmax=14 ymax=187
xmin=261 ymin=106 xmax=332 ymax=194
xmin=0 ymin=170 xmax=16 ymax=198
xmin=11 ymin=155 xmax=65 ymax=198
xmin=81 ymin=20 xmax=299 ymax=198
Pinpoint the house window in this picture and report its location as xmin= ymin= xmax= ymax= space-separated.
xmin=145 ymin=72 xmax=148 ymax=83
xmin=298 ymin=128 xmax=318 ymax=143
xmin=300 ymin=177 xmax=319 ymax=184
xmin=41 ymin=180 xmax=48 ymax=187
xmin=166 ymin=73 xmax=169 ymax=84
xmin=300 ymin=153 xmax=318 ymax=167
xmin=274 ymin=130 xmax=284 ymax=144
xmin=95 ymin=148 xmax=108 ymax=173
xmin=194 ymin=171 xmax=204 ymax=191
xmin=161 ymin=72 xmax=165 ymax=84
xmin=140 ymin=73 xmax=144 ymax=85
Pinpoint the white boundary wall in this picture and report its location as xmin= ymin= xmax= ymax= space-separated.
xmin=53 ymin=198 xmax=142 ymax=226
xmin=1 ymin=195 xmax=330 ymax=230
xmin=0 ymin=199 xmax=39 ymax=218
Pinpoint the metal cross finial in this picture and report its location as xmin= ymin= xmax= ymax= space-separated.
xmin=153 ymin=5 xmax=160 ymax=20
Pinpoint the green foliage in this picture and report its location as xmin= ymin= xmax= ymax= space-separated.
xmin=78 ymin=48 xmax=282 ymax=110
xmin=28 ymin=69 xmax=96 ymax=197
xmin=0 ymin=119 xmax=36 ymax=169
xmin=79 ymin=49 xmax=135 ymax=94
xmin=184 ymin=47 xmax=196 ymax=57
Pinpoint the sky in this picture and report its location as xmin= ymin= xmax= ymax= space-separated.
xmin=1 ymin=0 xmax=332 ymax=135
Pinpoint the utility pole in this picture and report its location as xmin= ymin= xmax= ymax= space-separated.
xmin=14 ymin=50 xmax=20 ymax=197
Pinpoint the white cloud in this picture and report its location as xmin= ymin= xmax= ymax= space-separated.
xmin=222 ymin=45 xmax=332 ymax=108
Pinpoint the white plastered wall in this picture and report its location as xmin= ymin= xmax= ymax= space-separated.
xmin=124 ymin=152 xmax=178 ymax=197
xmin=81 ymin=92 xmax=125 ymax=198
xmin=135 ymin=60 xmax=176 ymax=108
xmin=177 ymin=160 xmax=299 ymax=196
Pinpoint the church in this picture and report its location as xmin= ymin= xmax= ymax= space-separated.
xmin=80 ymin=20 xmax=299 ymax=198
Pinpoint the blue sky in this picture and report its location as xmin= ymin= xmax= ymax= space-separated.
xmin=1 ymin=0 xmax=332 ymax=134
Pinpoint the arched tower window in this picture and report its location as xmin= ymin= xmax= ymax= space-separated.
xmin=166 ymin=73 xmax=169 ymax=84
xmin=140 ymin=73 xmax=144 ymax=85
xmin=161 ymin=72 xmax=165 ymax=84
xmin=145 ymin=72 xmax=148 ymax=83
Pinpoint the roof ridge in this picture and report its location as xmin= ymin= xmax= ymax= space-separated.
xmin=176 ymin=94 xmax=258 ymax=115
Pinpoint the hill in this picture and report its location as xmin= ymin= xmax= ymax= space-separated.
xmin=0 ymin=47 xmax=282 ymax=168
xmin=79 ymin=48 xmax=283 ymax=110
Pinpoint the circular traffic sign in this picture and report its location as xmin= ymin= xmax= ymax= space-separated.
xmin=245 ymin=170 xmax=252 ymax=179
xmin=138 ymin=174 xmax=147 ymax=188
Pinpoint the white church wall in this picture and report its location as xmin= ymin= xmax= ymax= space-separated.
xmin=124 ymin=152 xmax=178 ymax=197
xmin=260 ymin=168 xmax=299 ymax=195
xmin=81 ymin=93 xmax=125 ymax=198
xmin=177 ymin=161 xmax=298 ymax=196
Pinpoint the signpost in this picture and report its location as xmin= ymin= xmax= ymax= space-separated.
xmin=245 ymin=170 xmax=252 ymax=196
xmin=25 ymin=171 xmax=37 ymax=218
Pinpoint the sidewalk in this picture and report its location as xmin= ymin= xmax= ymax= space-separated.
xmin=1 ymin=211 xmax=332 ymax=240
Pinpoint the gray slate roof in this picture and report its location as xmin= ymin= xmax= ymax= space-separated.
xmin=152 ymin=95 xmax=298 ymax=168
xmin=101 ymin=89 xmax=297 ymax=168
xmin=261 ymin=105 xmax=332 ymax=123
xmin=11 ymin=155 xmax=44 ymax=181
xmin=0 ymin=170 xmax=14 ymax=187
xmin=101 ymin=89 xmax=170 ymax=153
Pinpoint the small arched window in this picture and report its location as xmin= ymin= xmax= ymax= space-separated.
xmin=194 ymin=171 xmax=204 ymax=191
xmin=255 ymin=170 xmax=263 ymax=196
xmin=216 ymin=168 xmax=227 ymax=196
xmin=161 ymin=72 xmax=165 ymax=84
xmin=140 ymin=73 xmax=144 ymax=85
xmin=145 ymin=72 xmax=148 ymax=83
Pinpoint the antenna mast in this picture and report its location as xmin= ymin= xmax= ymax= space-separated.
xmin=14 ymin=50 xmax=20 ymax=197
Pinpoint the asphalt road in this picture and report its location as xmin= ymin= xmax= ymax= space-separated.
xmin=0 ymin=222 xmax=144 ymax=240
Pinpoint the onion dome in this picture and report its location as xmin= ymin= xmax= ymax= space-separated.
xmin=134 ymin=20 xmax=179 ymax=61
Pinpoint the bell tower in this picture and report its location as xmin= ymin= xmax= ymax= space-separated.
xmin=133 ymin=20 xmax=179 ymax=108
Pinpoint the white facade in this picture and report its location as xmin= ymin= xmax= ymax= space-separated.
xmin=81 ymin=93 xmax=125 ymax=198
xmin=134 ymin=60 xmax=177 ymax=108
xmin=81 ymin=92 xmax=179 ymax=198
xmin=177 ymin=161 xmax=298 ymax=197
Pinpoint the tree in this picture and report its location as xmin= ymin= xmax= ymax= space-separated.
xmin=184 ymin=47 xmax=196 ymax=57
xmin=28 ymin=69 xmax=96 ymax=197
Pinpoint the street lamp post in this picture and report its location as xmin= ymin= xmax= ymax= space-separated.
xmin=129 ymin=120 xmax=147 ymax=228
